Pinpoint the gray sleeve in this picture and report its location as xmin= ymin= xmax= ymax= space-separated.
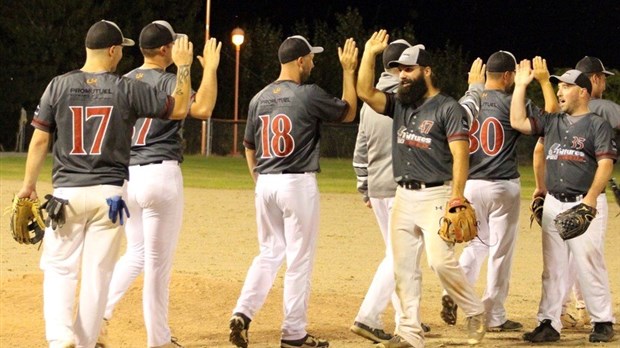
xmin=304 ymin=84 xmax=347 ymax=122
xmin=353 ymin=105 xmax=369 ymax=201
xmin=590 ymin=99 xmax=620 ymax=130
xmin=458 ymin=83 xmax=483 ymax=127
xmin=32 ymin=79 xmax=56 ymax=132
xmin=124 ymin=78 xmax=172 ymax=120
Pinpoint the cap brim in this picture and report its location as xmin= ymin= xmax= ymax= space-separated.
xmin=388 ymin=59 xmax=416 ymax=68
xmin=310 ymin=46 xmax=323 ymax=54
xmin=122 ymin=38 xmax=135 ymax=46
xmin=602 ymin=69 xmax=615 ymax=76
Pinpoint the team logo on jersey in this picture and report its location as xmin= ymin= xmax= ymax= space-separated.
xmin=86 ymin=78 xmax=97 ymax=85
xmin=546 ymin=143 xmax=586 ymax=162
xmin=418 ymin=120 xmax=434 ymax=134
xmin=272 ymin=87 xmax=281 ymax=94
xmin=397 ymin=125 xmax=432 ymax=149
xmin=135 ymin=73 xmax=144 ymax=80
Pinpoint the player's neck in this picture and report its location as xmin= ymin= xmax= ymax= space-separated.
xmin=141 ymin=58 xmax=169 ymax=71
xmin=81 ymin=60 xmax=113 ymax=73
xmin=277 ymin=65 xmax=302 ymax=84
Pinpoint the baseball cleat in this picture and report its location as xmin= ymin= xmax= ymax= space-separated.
xmin=488 ymin=319 xmax=522 ymax=332
xmin=281 ymin=334 xmax=329 ymax=347
xmin=466 ymin=313 xmax=487 ymax=345
xmin=229 ymin=313 xmax=250 ymax=348
xmin=350 ymin=321 xmax=393 ymax=343
xmin=421 ymin=322 xmax=431 ymax=333
xmin=440 ymin=295 xmax=458 ymax=325
xmin=374 ymin=334 xmax=414 ymax=348
xmin=523 ymin=319 xmax=560 ymax=342
xmin=589 ymin=322 xmax=614 ymax=343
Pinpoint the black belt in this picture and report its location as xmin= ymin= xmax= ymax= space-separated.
xmin=137 ymin=160 xmax=163 ymax=166
xmin=398 ymin=180 xmax=445 ymax=190
xmin=549 ymin=192 xmax=585 ymax=203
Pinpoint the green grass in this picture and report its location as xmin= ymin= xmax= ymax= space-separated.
xmin=2 ymin=154 xmax=618 ymax=199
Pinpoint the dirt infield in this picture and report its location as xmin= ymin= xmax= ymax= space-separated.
xmin=1 ymin=179 xmax=618 ymax=347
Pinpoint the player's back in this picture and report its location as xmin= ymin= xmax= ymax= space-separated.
xmin=468 ymin=89 xmax=536 ymax=180
xmin=125 ymin=68 xmax=183 ymax=165
xmin=245 ymin=80 xmax=346 ymax=174
xmin=34 ymin=70 xmax=169 ymax=187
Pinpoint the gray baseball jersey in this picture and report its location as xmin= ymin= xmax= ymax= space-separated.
xmin=469 ymin=90 xmax=542 ymax=179
xmin=529 ymin=112 xmax=617 ymax=195
xmin=125 ymin=68 xmax=195 ymax=165
xmin=384 ymin=93 xmax=470 ymax=183
xmin=589 ymin=98 xmax=620 ymax=130
xmin=243 ymin=80 xmax=347 ymax=174
xmin=33 ymin=70 xmax=174 ymax=187
xmin=353 ymin=72 xmax=400 ymax=199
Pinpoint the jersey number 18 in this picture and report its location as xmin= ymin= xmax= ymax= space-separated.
xmin=259 ymin=114 xmax=295 ymax=158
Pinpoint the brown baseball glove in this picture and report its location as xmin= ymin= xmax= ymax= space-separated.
xmin=9 ymin=195 xmax=46 ymax=245
xmin=554 ymin=203 xmax=597 ymax=240
xmin=438 ymin=198 xmax=478 ymax=243
xmin=529 ymin=196 xmax=544 ymax=228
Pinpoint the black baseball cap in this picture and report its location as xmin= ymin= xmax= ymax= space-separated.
xmin=486 ymin=50 xmax=517 ymax=72
xmin=382 ymin=39 xmax=412 ymax=70
xmin=278 ymin=35 xmax=323 ymax=64
xmin=575 ymin=56 xmax=614 ymax=76
xmin=388 ymin=44 xmax=432 ymax=68
xmin=140 ymin=20 xmax=185 ymax=49
xmin=85 ymin=20 xmax=135 ymax=49
xmin=551 ymin=69 xmax=592 ymax=94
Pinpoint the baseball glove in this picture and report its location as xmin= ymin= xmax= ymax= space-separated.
xmin=529 ymin=196 xmax=544 ymax=228
xmin=554 ymin=203 xmax=597 ymax=240
xmin=438 ymin=198 xmax=478 ymax=243
xmin=9 ymin=195 xmax=46 ymax=245
xmin=41 ymin=194 xmax=69 ymax=230
xmin=610 ymin=178 xmax=620 ymax=217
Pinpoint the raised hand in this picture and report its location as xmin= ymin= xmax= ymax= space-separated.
xmin=197 ymin=37 xmax=222 ymax=70
xmin=172 ymin=34 xmax=194 ymax=67
xmin=468 ymin=58 xmax=486 ymax=85
xmin=515 ymin=59 xmax=534 ymax=87
xmin=532 ymin=56 xmax=551 ymax=82
xmin=338 ymin=38 xmax=358 ymax=73
xmin=364 ymin=30 xmax=389 ymax=57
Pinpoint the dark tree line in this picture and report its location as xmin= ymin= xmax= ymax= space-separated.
xmin=1 ymin=1 xmax=617 ymax=159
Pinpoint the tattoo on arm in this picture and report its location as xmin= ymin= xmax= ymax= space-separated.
xmin=175 ymin=65 xmax=191 ymax=95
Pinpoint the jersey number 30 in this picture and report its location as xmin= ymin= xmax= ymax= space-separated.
xmin=469 ymin=117 xmax=505 ymax=156
xmin=259 ymin=114 xmax=295 ymax=158
xmin=70 ymin=106 xmax=112 ymax=155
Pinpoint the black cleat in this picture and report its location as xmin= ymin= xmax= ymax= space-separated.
xmin=589 ymin=322 xmax=614 ymax=343
xmin=523 ymin=319 xmax=560 ymax=343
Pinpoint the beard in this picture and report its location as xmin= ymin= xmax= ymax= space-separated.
xmin=397 ymin=76 xmax=428 ymax=105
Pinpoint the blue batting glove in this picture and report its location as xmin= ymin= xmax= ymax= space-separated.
xmin=106 ymin=196 xmax=130 ymax=225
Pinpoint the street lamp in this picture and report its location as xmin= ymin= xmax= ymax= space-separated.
xmin=231 ymin=27 xmax=244 ymax=156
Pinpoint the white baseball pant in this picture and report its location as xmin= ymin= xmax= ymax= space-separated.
xmin=233 ymin=173 xmax=320 ymax=341
xmin=537 ymin=193 xmax=615 ymax=333
xmin=105 ymin=161 xmax=184 ymax=347
xmin=41 ymin=184 xmax=125 ymax=348
xmin=391 ymin=184 xmax=484 ymax=347
xmin=459 ymin=179 xmax=520 ymax=327
xmin=355 ymin=197 xmax=402 ymax=329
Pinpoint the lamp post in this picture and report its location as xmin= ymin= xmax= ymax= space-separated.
xmin=201 ymin=0 xmax=212 ymax=156
xmin=231 ymin=27 xmax=245 ymax=156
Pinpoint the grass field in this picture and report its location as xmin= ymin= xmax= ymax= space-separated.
xmin=1 ymin=153 xmax=619 ymax=199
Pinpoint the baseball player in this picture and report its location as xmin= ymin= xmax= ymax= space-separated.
xmin=15 ymin=20 xmax=193 ymax=348
xmin=228 ymin=35 xmax=358 ymax=348
xmin=98 ymin=21 xmax=220 ymax=348
xmin=532 ymin=56 xmax=619 ymax=329
xmin=440 ymin=53 xmax=557 ymax=332
xmin=350 ymin=39 xmax=411 ymax=344
xmin=511 ymin=63 xmax=616 ymax=343
xmin=357 ymin=30 xmax=487 ymax=348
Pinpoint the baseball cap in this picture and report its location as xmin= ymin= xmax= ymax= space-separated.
xmin=85 ymin=20 xmax=135 ymax=49
xmin=486 ymin=50 xmax=517 ymax=72
xmin=382 ymin=39 xmax=412 ymax=70
xmin=278 ymin=35 xmax=324 ymax=64
xmin=140 ymin=20 xmax=185 ymax=49
xmin=388 ymin=44 xmax=432 ymax=68
xmin=575 ymin=56 xmax=614 ymax=76
xmin=550 ymin=69 xmax=592 ymax=94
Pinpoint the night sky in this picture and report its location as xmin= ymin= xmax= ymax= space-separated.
xmin=210 ymin=0 xmax=620 ymax=71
